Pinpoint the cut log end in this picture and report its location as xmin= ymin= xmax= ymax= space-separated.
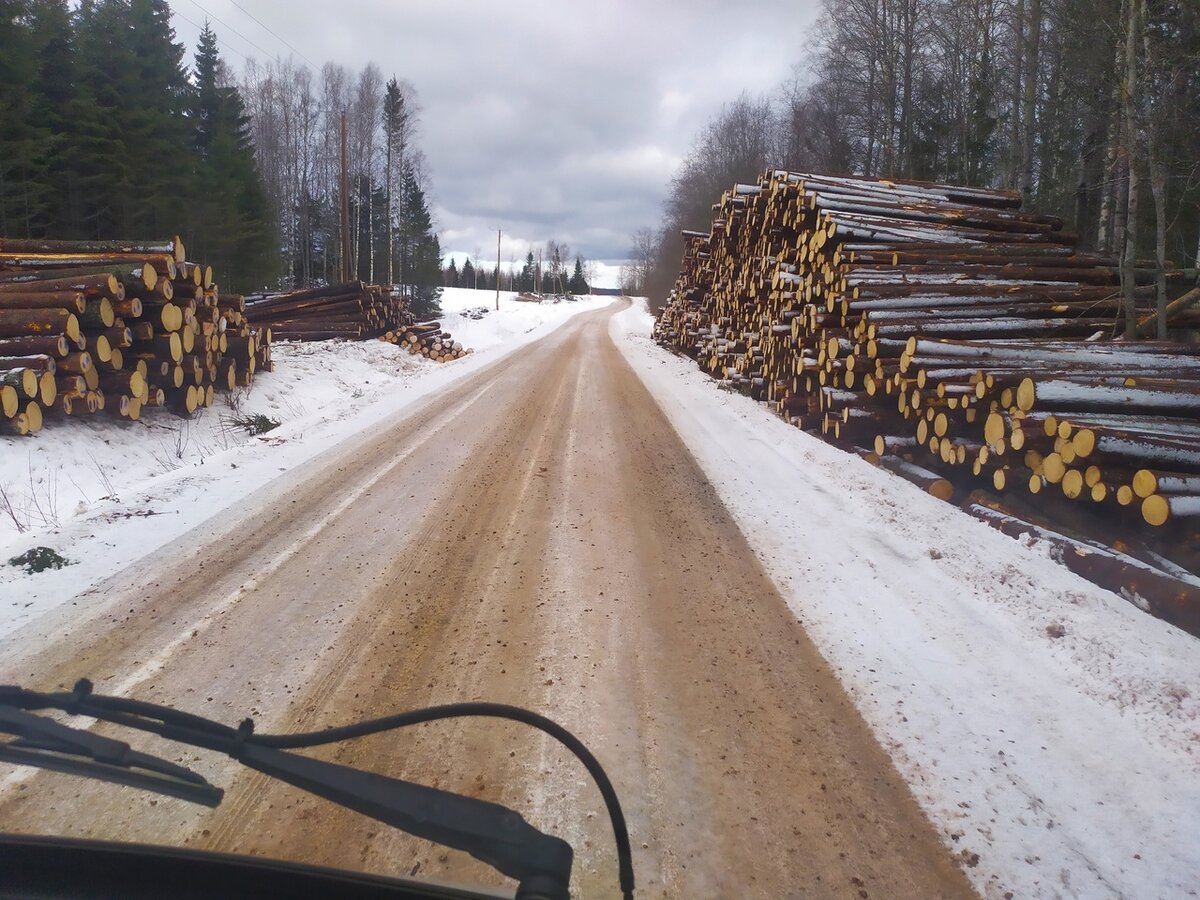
xmin=1142 ymin=494 xmax=1169 ymax=527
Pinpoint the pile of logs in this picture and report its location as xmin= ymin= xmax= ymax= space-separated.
xmin=653 ymin=171 xmax=1200 ymax=636
xmin=244 ymin=282 xmax=404 ymax=341
xmin=245 ymin=283 xmax=470 ymax=363
xmin=391 ymin=321 xmax=469 ymax=362
xmin=0 ymin=237 xmax=271 ymax=435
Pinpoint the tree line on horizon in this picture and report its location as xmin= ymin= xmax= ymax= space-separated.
xmin=443 ymin=244 xmax=592 ymax=295
xmin=633 ymin=0 xmax=1200 ymax=307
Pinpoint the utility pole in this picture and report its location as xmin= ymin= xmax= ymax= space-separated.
xmin=339 ymin=112 xmax=350 ymax=284
xmin=495 ymin=229 xmax=501 ymax=311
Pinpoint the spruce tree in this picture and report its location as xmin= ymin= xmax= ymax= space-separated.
xmin=0 ymin=1 xmax=49 ymax=237
xmin=25 ymin=0 xmax=75 ymax=235
xmin=461 ymin=258 xmax=475 ymax=288
xmin=520 ymin=252 xmax=535 ymax=292
xmin=569 ymin=256 xmax=589 ymax=294
xmin=121 ymin=0 xmax=194 ymax=235
xmin=67 ymin=0 xmax=127 ymax=238
xmin=445 ymin=257 xmax=459 ymax=287
xmin=413 ymin=232 xmax=443 ymax=316
xmin=396 ymin=160 xmax=442 ymax=317
xmin=189 ymin=22 xmax=274 ymax=291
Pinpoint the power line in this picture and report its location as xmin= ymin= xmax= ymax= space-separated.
xmin=227 ymin=1 xmax=320 ymax=71
xmin=172 ymin=7 xmax=250 ymax=65
xmin=178 ymin=0 xmax=278 ymax=62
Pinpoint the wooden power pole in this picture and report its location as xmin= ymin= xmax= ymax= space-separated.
xmin=496 ymin=229 xmax=501 ymax=311
xmin=340 ymin=112 xmax=351 ymax=284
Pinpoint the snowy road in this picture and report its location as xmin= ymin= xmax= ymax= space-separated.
xmin=0 ymin=302 xmax=975 ymax=898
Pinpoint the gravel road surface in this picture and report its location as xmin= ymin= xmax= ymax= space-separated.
xmin=0 ymin=302 xmax=975 ymax=898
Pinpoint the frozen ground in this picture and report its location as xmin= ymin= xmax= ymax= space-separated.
xmin=611 ymin=298 xmax=1200 ymax=899
xmin=0 ymin=289 xmax=609 ymax=634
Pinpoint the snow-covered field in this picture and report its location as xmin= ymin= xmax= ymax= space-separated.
xmin=0 ymin=288 xmax=610 ymax=634
xmin=611 ymin=299 xmax=1200 ymax=899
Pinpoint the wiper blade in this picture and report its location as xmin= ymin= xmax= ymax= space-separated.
xmin=0 ymin=681 xmax=635 ymax=900
xmin=0 ymin=706 xmax=222 ymax=807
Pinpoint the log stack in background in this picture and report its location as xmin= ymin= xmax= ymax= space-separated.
xmin=245 ymin=283 xmax=470 ymax=362
xmin=0 ymin=237 xmax=271 ymax=434
xmin=392 ymin=320 xmax=468 ymax=362
xmin=653 ymin=171 xmax=1200 ymax=637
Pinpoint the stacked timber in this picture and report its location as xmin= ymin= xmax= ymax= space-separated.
xmin=245 ymin=283 xmax=470 ymax=363
xmin=391 ymin=321 xmax=469 ymax=362
xmin=653 ymin=171 xmax=1200 ymax=636
xmin=0 ymin=237 xmax=271 ymax=434
xmin=244 ymin=282 xmax=404 ymax=341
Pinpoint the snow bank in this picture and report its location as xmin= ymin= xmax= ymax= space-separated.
xmin=611 ymin=299 xmax=1200 ymax=899
xmin=0 ymin=290 xmax=610 ymax=635
xmin=437 ymin=287 xmax=600 ymax=354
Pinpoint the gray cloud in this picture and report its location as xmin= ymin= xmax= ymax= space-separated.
xmin=171 ymin=0 xmax=821 ymax=279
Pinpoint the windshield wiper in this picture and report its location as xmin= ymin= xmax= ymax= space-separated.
xmin=0 ymin=705 xmax=222 ymax=807
xmin=0 ymin=680 xmax=635 ymax=900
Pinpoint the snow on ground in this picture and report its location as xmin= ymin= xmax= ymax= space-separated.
xmin=0 ymin=289 xmax=610 ymax=636
xmin=611 ymin=299 xmax=1200 ymax=900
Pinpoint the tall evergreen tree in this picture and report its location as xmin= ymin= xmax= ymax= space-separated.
xmin=123 ymin=0 xmax=194 ymax=235
xmin=396 ymin=160 xmax=441 ymax=317
xmin=520 ymin=252 xmax=535 ymax=292
xmin=568 ymin=256 xmax=589 ymax=294
xmin=0 ymin=1 xmax=49 ymax=237
xmin=26 ymin=0 xmax=74 ymax=235
xmin=189 ymin=22 xmax=274 ymax=291
xmin=1 ymin=9 xmax=448 ymax=292
xmin=66 ymin=0 xmax=127 ymax=238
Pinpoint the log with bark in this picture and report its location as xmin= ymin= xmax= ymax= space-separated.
xmin=0 ymin=237 xmax=271 ymax=435
xmin=652 ymin=168 xmax=1200 ymax=633
xmin=245 ymin=285 xmax=471 ymax=363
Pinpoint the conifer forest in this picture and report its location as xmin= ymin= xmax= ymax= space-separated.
xmin=0 ymin=0 xmax=442 ymax=307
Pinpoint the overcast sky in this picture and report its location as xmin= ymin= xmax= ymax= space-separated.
xmin=169 ymin=0 xmax=821 ymax=284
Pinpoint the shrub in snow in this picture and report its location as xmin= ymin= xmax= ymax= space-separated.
xmin=9 ymin=547 xmax=71 ymax=575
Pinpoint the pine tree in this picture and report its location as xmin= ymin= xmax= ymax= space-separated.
xmin=461 ymin=258 xmax=476 ymax=288
xmin=444 ymin=257 xmax=459 ymax=287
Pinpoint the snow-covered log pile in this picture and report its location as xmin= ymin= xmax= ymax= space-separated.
xmin=0 ymin=237 xmax=272 ymax=435
xmin=244 ymin=283 xmax=470 ymax=363
xmin=653 ymin=171 xmax=1200 ymax=636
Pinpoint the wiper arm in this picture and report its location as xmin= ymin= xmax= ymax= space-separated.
xmin=234 ymin=740 xmax=572 ymax=899
xmin=0 ymin=681 xmax=633 ymax=900
xmin=0 ymin=706 xmax=222 ymax=807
